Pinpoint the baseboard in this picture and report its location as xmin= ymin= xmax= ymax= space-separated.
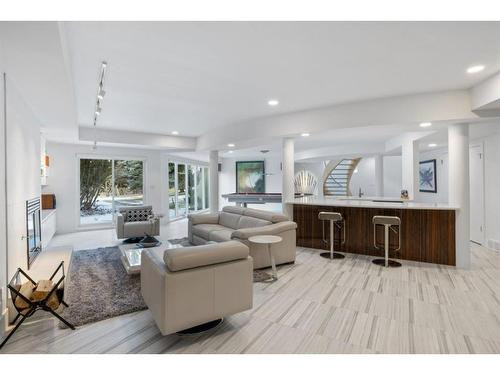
xmin=487 ymin=239 xmax=500 ymax=252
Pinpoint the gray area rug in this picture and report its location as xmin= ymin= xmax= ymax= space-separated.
xmin=170 ymin=237 xmax=273 ymax=282
xmin=61 ymin=238 xmax=270 ymax=327
xmin=60 ymin=246 xmax=146 ymax=328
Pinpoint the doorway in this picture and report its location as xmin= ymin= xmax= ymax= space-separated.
xmin=469 ymin=144 xmax=485 ymax=245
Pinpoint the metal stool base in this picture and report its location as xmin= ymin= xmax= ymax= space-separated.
xmin=372 ymin=258 xmax=402 ymax=268
xmin=320 ymin=252 xmax=345 ymax=259
xmin=176 ymin=318 xmax=224 ymax=335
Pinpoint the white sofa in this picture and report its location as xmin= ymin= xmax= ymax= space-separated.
xmin=141 ymin=240 xmax=253 ymax=335
xmin=188 ymin=206 xmax=297 ymax=269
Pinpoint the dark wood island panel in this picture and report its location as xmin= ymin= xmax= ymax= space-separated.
xmin=293 ymin=204 xmax=456 ymax=266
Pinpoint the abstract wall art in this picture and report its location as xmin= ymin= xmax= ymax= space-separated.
xmin=419 ymin=159 xmax=437 ymax=193
xmin=236 ymin=161 xmax=265 ymax=193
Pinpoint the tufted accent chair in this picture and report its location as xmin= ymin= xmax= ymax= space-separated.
xmin=116 ymin=205 xmax=160 ymax=240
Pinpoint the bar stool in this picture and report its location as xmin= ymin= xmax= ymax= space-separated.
xmin=372 ymin=215 xmax=401 ymax=267
xmin=318 ymin=212 xmax=345 ymax=259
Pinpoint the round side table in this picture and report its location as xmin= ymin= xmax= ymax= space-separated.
xmin=248 ymin=235 xmax=282 ymax=281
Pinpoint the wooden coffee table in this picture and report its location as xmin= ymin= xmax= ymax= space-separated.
xmin=248 ymin=235 xmax=282 ymax=281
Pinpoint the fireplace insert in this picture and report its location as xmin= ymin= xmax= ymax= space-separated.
xmin=26 ymin=197 xmax=42 ymax=269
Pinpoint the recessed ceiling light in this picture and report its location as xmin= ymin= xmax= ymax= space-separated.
xmin=268 ymin=99 xmax=279 ymax=107
xmin=227 ymin=143 xmax=235 ymax=148
xmin=228 ymin=150 xmax=234 ymax=154
xmin=171 ymin=131 xmax=179 ymax=135
xmin=301 ymin=133 xmax=310 ymax=137
xmin=419 ymin=122 xmax=432 ymax=128
xmin=467 ymin=65 xmax=485 ymax=74
xmin=428 ymin=143 xmax=437 ymax=147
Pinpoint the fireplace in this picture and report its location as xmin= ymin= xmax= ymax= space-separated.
xmin=26 ymin=197 xmax=42 ymax=269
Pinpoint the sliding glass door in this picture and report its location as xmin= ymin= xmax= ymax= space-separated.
xmin=114 ymin=160 xmax=144 ymax=211
xmin=177 ymin=164 xmax=187 ymax=216
xmin=79 ymin=157 xmax=144 ymax=226
xmin=168 ymin=160 xmax=209 ymax=220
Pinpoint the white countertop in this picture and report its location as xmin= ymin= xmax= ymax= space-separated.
xmin=41 ymin=208 xmax=56 ymax=222
xmin=287 ymin=196 xmax=458 ymax=210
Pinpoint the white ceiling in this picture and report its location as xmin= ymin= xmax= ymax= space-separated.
xmin=0 ymin=22 xmax=78 ymax=141
xmin=63 ymin=21 xmax=500 ymax=137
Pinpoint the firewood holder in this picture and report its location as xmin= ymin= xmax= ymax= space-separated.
xmin=0 ymin=261 xmax=75 ymax=351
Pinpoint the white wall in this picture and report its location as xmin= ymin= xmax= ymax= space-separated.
xmin=296 ymin=156 xmax=401 ymax=199
xmin=383 ymin=156 xmax=402 ymax=197
xmin=0 ymin=45 xmax=7 ymax=336
xmin=219 ymin=155 xmax=282 ymax=210
xmin=418 ymin=148 xmax=449 ymax=204
xmin=350 ymin=157 xmax=376 ymax=196
xmin=44 ymin=142 xmax=165 ymax=234
xmin=484 ymin=133 xmax=500 ymax=249
xmin=0 ymin=41 xmax=43 ymax=333
xmin=5 ymin=78 xmax=41 ymax=278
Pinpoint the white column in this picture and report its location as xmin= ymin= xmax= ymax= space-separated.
xmin=374 ymin=154 xmax=384 ymax=197
xmin=401 ymin=139 xmax=419 ymax=201
xmin=282 ymin=137 xmax=295 ymax=219
xmin=448 ymin=123 xmax=470 ymax=268
xmin=209 ymin=150 xmax=219 ymax=213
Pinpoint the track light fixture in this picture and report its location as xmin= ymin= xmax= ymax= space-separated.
xmin=92 ymin=61 xmax=108 ymax=150
xmin=97 ymin=87 xmax=106 ymax=100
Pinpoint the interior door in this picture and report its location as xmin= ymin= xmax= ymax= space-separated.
xmin=469 ymin=144 xmax=484 ymax=245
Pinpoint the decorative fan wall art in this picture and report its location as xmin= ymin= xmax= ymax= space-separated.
xmin=294 ymin=170 xmax=317 ymax=195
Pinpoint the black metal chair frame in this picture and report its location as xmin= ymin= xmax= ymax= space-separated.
xmin=0 ymin=261 xmax=75 ymax=350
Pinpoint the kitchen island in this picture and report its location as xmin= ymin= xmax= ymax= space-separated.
xmin=288 ymin=196 xmax=458 ymax=266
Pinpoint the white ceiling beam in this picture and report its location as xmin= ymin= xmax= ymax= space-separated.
xmin=79 ymin=127 xmax=197 ymax=150
xmin=295 ymin=143 xmax=386 ymax=162
xmin=470 ymin=71 xmax=500 ymax=117
xmin=385 ymin=131 xmax=435 ymax=153
xmin=197 ymin=89 xmax=477 ymax=151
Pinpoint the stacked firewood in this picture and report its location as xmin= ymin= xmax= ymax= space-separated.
xmin=14 ymin=280 xmax=60 ymax=313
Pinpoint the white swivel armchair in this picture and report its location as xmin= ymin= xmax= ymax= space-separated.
xmin=116 ymin=205 xmax=160 ymax=240
xmin=141 ymin=240 xmax=253 ymax=335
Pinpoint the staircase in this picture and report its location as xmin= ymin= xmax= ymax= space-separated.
xmin=323 ymin=158 xmax=361 ymax=197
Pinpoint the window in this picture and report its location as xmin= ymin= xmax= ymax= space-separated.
xmin=188 ymin=165 xmax=195 ymax=212
xmin=79 ymin=157 xmax=144 ymax=226
xmin=168 ymin=160 xmax=209 ymax=219
xmin=196 ymin=166 xmax=203 ymax=211
xmin=168 ymin=162 xmax=176 ymax=218
xmin=177 ymin=164 xmax=187 ymax=216
xmin=203 ymin=167 xmax=209 ymax=210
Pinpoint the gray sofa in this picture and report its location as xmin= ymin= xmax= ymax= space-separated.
xmin=141 ymin=240 xmax=253 ymax=335
xmin=116 ymin=205 xmax=160 ymax=239
xmin=188 ymin=206 xmax=297 ymax=269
